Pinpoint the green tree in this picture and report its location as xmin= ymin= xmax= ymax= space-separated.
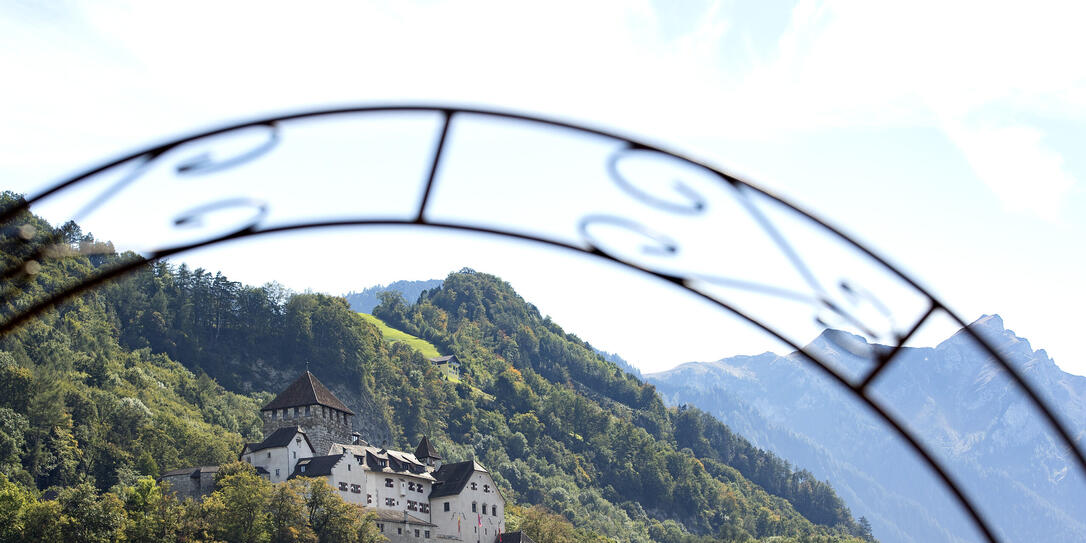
xmin=21 ymin=499 xmax=63 ymax=543
xmin=57 ymin=482 xmax=126 ymax=543
xmin=206 ymin=461 xmax=273 ymax=543
xmin=269 ymin=479 xmax=317 ymax=543
xmin=117 ymin=476 xmax=182 ymax=543
xmin=299 ymin=477 xmax=362 ymax=543
xmin=0 ymin=475 xmax=32 ymax=543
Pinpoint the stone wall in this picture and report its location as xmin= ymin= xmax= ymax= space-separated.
xmin=160 ymin=467 xmax=218 ymax=500
xmin=262 ymin=404 xmax=352 ymax=455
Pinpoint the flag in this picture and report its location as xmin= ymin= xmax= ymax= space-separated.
xmin=458 ymin=516 xmax=461 ymax=534
xmin=478 ymin=513 xmax=482 ymax=527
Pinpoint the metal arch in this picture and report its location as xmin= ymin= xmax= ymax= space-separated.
xmin=0 ymin=104 xmax=1079 ymax=543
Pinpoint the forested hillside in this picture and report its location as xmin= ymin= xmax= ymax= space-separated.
xmin=344 ymin=279 xmax=443 ymax=314
xmin=0 ymin=196 xmax=873 ymax=542
xmin=371 ymin=272 xmax=873 ymax=542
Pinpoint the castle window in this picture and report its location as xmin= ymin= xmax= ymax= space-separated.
xmin=293 ymin=451 xmax=297 ymax=459
xmin=275 ymin=468 xmax=280 ymax=477
xmin=397 ymin=527 xmax=402 ymax=535
xmin=339 ymin=482 xmax=348 ymax=491
xmin=267 ymin=452 xmax=271 ymax=459
xmin=385 ymin=478 xmax=393 ymax=488
xmin=415 ymin=529 xmax=420 ymax=537
xmin=444 ymin=502 xmax=450 ymax=512
xmin=367 ymin=494 xmax=372 ymax=504
xmin=385 ymin=497 xmax=395 ymax=506
xmin=470 ymin=482 xmax=477 ymax=490
xmin=351 ymin=484 xmax=361 ymax=494
xmin=347 ymin=464 xmax=351 ymax=471
xmin=493 ymin=508 xmax=497 ymax=517
xmin=472 ymin=502 xmax=477 ymax=513
xmin=425 ymin=530 xmax=431 ymax=538
xmin=421 ymin=503 xmax=429 ymax=513
xmin=377 ymin=523 xmax=384 ymax=532
xmin=305 ymin=405 xmax=311 ymax=416
xmin=300 ymin=464 xmax=305 ymax=472
xmin=484 ymin=484 xmax=489 ymax=493
xmin=482 ymin=504 xmax=487 ymax=514
xmin=408 ymin=482 xmax=415 ymax=491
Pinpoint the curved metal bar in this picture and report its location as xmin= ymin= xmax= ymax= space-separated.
xmin=175 ymin=123 xmax=280 ymax=176
xmin=3 ymin=103 xmax=1081 ymax=542
xmin=0 ymin=219 xmax=1002 ymax=542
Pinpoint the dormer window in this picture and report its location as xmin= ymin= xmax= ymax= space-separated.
xmin=300 ymin=465 xmax=306 ymax=473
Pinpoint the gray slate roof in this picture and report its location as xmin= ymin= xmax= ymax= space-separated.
xmin=288 ymin=454 xmax=343 ymax=478
xmin=262 ymin=371 xmax=354 ymax=415
xmin=161 ymin=465 xmax=219 ymax=478
xmin=366 ymin=508 xmax=435 ymax=526
xmin=429 ymin=460 xmax=487 ymax=498
xmin=244 ymin=426 xmax=313 ymax=454
xmin=415 ymin=436 xmax=441 ymax=460
xmin=500 ymin=532 xmax=536 ymax=543
xmin=428 ymin=355 xmax=458 ymax=364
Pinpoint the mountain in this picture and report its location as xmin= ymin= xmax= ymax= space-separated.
xmin=343 ymin=279 xmax=443 ymax=313
xmin=594 ymin=349 xmax=642 ymax=379
xmin=0 ymin=199 xmax=872 ymax=542
xmin=646 ymin=315 xmax=1086 ymax=543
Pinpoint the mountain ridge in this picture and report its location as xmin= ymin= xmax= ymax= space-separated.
xmin=646 ymin=314 xmax=1086 ymax=543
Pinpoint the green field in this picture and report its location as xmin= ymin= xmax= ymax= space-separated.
xmin=358 ymin=313 xmax=442 ymax=359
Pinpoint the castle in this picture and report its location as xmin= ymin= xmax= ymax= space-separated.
xmin=163 ymin=371 xmax=511 ymax=543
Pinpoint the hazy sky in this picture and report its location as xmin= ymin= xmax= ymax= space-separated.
xmin=1 ymin=1 xmax=1084 ymax=375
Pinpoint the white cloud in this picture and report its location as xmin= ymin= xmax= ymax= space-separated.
xmin=944 ymin=121 xmax=1075 ymax=218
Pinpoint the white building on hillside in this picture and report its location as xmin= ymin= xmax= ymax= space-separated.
xmin=235 ymin=371 xmax=508 ymax=543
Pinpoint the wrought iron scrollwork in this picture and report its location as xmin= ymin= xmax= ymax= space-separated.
xmin=175 ymin=123 xmax=280 ymax=176
xmin=606 ymin=146 xmax=711 ymax=214
xmin=0 ymin=104 xmax=1080 ymax=543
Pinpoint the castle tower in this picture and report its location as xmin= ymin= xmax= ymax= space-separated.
xmin=415 ymin=435 xmax=442 ymax=468
xmin=261 ymin=371 xmax=354 ymax=455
